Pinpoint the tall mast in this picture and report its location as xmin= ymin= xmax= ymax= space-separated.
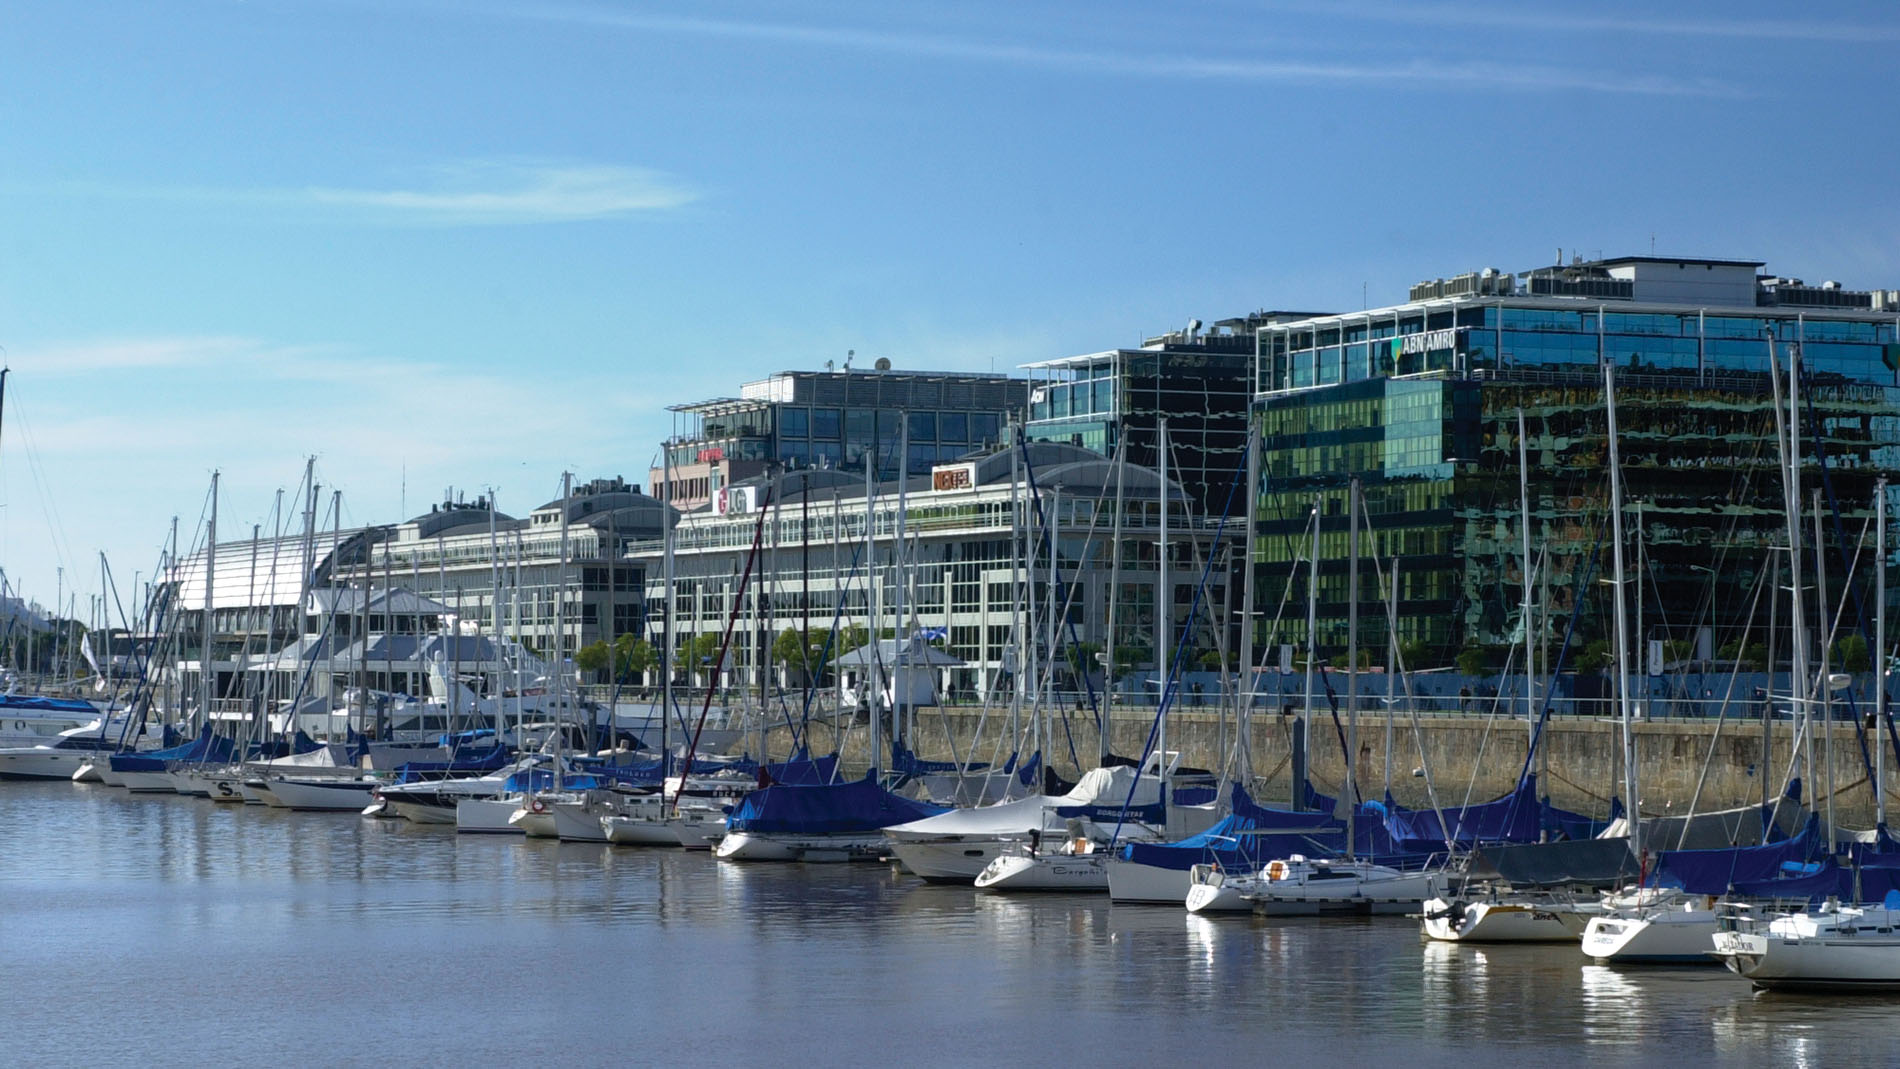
xmin=1604 ymin=362 xmax=1640 ymax=862
xmin=1879 ymin=478 xmax=1889 ymax=831
xmin=555 ymin=471 xmax=572 ymax=784
xmin=1519 ymin=408 xmax=1536 ymax=747
xmin=1346 ymin=478 xmax=1360 ymax=857
xmin=1156 ymin=418 xmax=1169 ymax=773
xmin=1302 ymin=498 xmax=1319 ymax=810
xmin=662 ymin=441 xmax=675 ymax=776
xmin=1238 ymin=425 xmax=1257 ymax=785
xmin=200 ymin=472 xmax=219 ymax=728
xmin=893 ymin=416 xmax=909 ymax=770
xmin=1104 ymin=437 xmax=1125 ymax=767
xmin=863 ymin=453 xmax=879 ymax=776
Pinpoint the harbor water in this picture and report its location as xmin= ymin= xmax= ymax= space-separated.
xmin=5 ymin=781 xmax=1897 ymax=1067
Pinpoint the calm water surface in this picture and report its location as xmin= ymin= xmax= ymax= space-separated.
xmin=4 ymin=781 xmax=1896 ymax=1067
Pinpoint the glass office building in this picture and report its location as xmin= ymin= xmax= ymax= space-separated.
xmin=1252 ymin=256 xmax=1900 ymax=665
xmin=1025 ymin=313 xmax=1322 ymax=519
xmin=655 ymin=368 xmax=1022 ymax=513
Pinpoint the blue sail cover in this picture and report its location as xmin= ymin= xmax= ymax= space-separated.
xmin=763 ymin=752 xmax=839 ymax=785
xmin=1379 ymin=777 xmax=1547 ymax=851
xmin=0 ymin=694 xmax=99 ymax=714
xmin=889 ymin=740 xmax=986 ymax=776
xmin=1731 ymin=859 xmax=1900 ymax=905
xmin=1649 ymin=819 xmax=1818 ymax=894
xmin=108 ymin=728 xmax=237 ymax=772
xmin=391 ymin=746 xmax=512 ymax=783
xmin=1117 ymin=784 xmax=1351 ymax=872
xmin=724 ymin=774 xmax=948 ymax=835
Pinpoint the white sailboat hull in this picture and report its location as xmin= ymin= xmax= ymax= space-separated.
xmin=1106 ymin=859 xmax=1195 ymax=905
xmin=119 ymin=770 xmax=180 ymax=792
xmin=1182 ymin=865 xmax=1252 ymax=913
xmin=552 ymin=802 xmax=611 ymax=843
xmin=455 ymin=797 xmax=524 ymax=833
xmin=1422 ymin=897 xmax=1594 ymax=943
xmin=975 ymin=852 xmax=1109 ymax=892
xmin=1713 ymin=923 xmax=1900 ymax=989
xmin=264 ymin=776 xmax=379 ymax=811
xmin=885 ymin=836 xmax=1019 ymax=883
xmin=602 ymin=814 xmax=680 ymax=846
xmin=714 ymin=831 xmax=884 ymax=862
xmin=665 ymin=810 xmax=726 ymax=850
xmin=1582 ymin=907 xmax=1720 ymax=963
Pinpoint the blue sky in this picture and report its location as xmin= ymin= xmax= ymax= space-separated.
xmin=2 ymin=0 xmax=1897 ymax=617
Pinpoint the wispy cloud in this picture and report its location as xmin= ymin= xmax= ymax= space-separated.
xmin=1294 ymin=2 xmax=1900 ymax=44
xmin=4 ymin=336 xmax=323 ymax=377
xmin=502 ymin=4 xmax=1745 ymax=97
xmin=28 ymin=161 xmax=697 ymax=225
xmin=307 ymin=162 xmax=698 ymax=224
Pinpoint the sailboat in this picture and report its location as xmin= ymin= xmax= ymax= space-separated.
xmin=1712 ymin=892 xmax=1900 ymax=991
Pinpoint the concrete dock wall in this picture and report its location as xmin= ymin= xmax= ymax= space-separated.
xmin=762 ymin=704 xmax=1895 ymax=827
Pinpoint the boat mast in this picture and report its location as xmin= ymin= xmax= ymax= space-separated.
xmin=1813 ymin=491 xmax=1834 ymax=845
xmin=1302 ymin=497 xmax=1319 ymax=811
xmin=1156 ymin=418 xmax=1169 ymax=774
xmin=893 ymin=416 xmax=909 ymax=774
xmin=1880 ymin=477 xmax=1889 ymax=832
xmin=1105 ymin=435 xmax=1125 ymax=768
xmin=555 ymin=471 xmax=571 ymax=787
xmin=662 ymin=440 xmax=674 ymax=777
xmin=1519 ymin=408 xmax=1536 ymax=750
xmin=201 ymin=471 xmax=218 ymax=731
xmin=1604 ymin=362 xmax=1640 ymax=863
xmin=1347 ymin=477 xmax=1360 ymax=857
xmin=1239 ymin=423 xmax=1258 ymax=786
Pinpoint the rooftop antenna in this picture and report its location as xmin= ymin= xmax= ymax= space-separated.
xmin=874 ymin=356 xmax=891 ymax=371
xmin=843 ymin=349 xmax=854 ymax=371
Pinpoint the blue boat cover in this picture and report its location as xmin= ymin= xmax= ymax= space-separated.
xmin=1117 ymin=783 xmax=1353 ymax=872
xmin=0 ymin=694 xmax=98 ymax=714
xmin=391 ymin=746 xmax=512 ymax=782
xmin=1731 ymin=859 xmax=1900 ymax=905
xmin=1649 ymin=819 xmax=1817 ymax=894
xmin=1379 ymin=777 xmax=1544 ymax=851
xmin=890 ymin=740 xmax=986 ymax=776
xmin=724 ymin=773 xmax=948 ymax=835
xmin=108 ymin=728 xmax=238 ymax=772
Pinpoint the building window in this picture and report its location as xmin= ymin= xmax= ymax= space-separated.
xmin=780 ymin=407 xmax=809 ymax=438
xmin=939 ymin=411 xmax=968 ymax=443
xmin=812 ymin=408 xmax=841 ymax=440
xmin=908 ymin=410 xmax=936 ymax=442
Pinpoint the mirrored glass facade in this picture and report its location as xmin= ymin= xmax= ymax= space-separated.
xmin=1254 ymin=260 xmax=1900 ymax=668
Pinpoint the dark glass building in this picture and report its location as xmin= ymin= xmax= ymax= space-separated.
xmin=1251 ymin=255 xmax=1900 ymax=669
xmin=1024 ymin=312 xmax=1324 ymax=519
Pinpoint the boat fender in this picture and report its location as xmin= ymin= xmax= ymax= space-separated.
xmin=1266 ymin=860 xmax=1289 ymax=881
xmin=530 ymin=798 xmax=547 ymax=813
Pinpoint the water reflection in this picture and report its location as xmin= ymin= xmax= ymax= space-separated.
xmin=7 ymin=782 xmax=1900 ymax=1064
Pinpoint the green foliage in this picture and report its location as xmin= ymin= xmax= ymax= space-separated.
xmin=1066 ymin=641 xmax=1103 ymax=678
xmin=1717 ymin=638 xmax=1768 ymax=672
xmin=574 ymin=640 xmax=611 ymax=674
xmin=1399 ymin=639 xmax=1431 ymax=671
xmin=1835 ymin=633 xmax=1871 ymax=673
xmin=772 ymin=627 xmax=836 ymax=673
xmin=1455 ymin=644 xmax=1489 ymax=677
xmin=1578 ymin=639 xmax=1615 ymax=672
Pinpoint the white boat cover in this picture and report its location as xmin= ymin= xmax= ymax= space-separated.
xmin=884 ymin=766 xmax=1159 ymax=838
